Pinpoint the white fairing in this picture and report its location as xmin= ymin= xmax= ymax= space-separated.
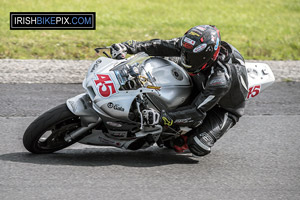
xmin=84 ymin=57 xmax=135 ymax=121
xmin=82 ymin=53 xmax=192 ymax=122
xmin=72 ymin=53 xmax=193 ymax=148
xmin=245 ymin=62 xmax=275 ymax=99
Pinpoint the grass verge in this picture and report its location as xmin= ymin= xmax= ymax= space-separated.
xmin=0 ymin=0 xmax=299 ymax=60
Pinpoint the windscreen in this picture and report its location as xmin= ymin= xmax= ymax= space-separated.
xmin=111 ymin=52 xmax=156 ymax=88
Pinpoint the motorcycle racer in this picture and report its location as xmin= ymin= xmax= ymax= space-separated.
xmin=110 ymin=25 xmax=248 ymax=156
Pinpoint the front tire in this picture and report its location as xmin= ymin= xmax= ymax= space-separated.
xmin=23 ymin=104 xmax=81 ymax=154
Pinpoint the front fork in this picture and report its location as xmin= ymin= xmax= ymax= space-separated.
xmin=65 ymin=93 xmax=102 ymax=142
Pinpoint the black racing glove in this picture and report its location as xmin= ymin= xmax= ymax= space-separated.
xmin=110 ymin=43 xmax=127 ymax=59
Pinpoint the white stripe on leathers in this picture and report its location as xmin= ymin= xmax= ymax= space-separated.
xmin=197 ymin=95 xmax=215 ymax=109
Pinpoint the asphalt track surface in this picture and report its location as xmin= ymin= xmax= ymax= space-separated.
xmin=0 ymin=82 xmax=300 ymax=200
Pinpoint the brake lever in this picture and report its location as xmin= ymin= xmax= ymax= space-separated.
xmin=103 ymin=52 xmax=111 ymax=58
xmin=94 ymin=46 xmax=111 ymax=58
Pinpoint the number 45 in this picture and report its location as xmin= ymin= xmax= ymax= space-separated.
xmin=247 ymin=85 xmax=261 ymax=99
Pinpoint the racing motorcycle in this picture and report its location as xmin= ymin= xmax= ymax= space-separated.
xmin=23 ymin=50 xmax=275 ymax=154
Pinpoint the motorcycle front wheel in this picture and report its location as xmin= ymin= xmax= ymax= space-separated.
xmin=23 ymin=104 xmax=81 ymax=154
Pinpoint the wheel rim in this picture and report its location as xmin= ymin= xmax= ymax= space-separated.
xmin=36 ymin=117 xmax=81 ymax=150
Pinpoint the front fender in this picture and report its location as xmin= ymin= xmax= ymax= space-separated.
xmin=66 ymin=93 xmax=100 ymax=124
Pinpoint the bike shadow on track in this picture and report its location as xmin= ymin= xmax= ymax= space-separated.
xmin=0 ymin=147 xmax=200 ymax=167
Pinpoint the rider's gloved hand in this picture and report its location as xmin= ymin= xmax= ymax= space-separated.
xmin=110 ymin=43 xmax=127 ymax=59
xmin=160 ymin=110 xmax=174 ymax=126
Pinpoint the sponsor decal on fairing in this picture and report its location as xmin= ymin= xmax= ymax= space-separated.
xmin=247 ymin=85 xmax=261 ymax=99
xmin=93 ymin=74 xmax=117 ymax=98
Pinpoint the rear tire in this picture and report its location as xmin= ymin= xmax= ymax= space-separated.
xmin=23 ymin=104 xmax=81 ymax=154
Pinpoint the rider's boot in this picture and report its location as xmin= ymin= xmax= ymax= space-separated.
xmin=188 ymin=132 xmax=216 ymax=156
xmin=187 ymin=113 xmax=235 ymax=157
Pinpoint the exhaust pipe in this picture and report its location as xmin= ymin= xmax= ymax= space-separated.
xmin=64 ymin=118 xmax=102 ymax=142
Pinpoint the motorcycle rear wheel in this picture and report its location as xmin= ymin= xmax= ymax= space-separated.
xmin=23 ymin=104 xmax=81 ymax=154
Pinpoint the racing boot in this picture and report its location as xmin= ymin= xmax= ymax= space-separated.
xmin=187 ymin=109 xmax=236 ymax=157
xmin=188 ymin=132 xmax=215 ymax=156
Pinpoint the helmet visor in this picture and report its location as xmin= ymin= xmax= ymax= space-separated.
xmin=180 ymin=51 xmax=210 ymax=72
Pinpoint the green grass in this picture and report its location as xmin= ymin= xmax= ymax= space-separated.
xmin=0 ymin=0 xmax=299 ymax=60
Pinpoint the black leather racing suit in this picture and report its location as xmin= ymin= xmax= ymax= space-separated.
xmin=123 ymin=38 xmax=249 ymax=127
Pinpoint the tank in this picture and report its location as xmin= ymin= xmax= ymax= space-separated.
xmin=142 ymin=57 xmax=193 ymax=109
